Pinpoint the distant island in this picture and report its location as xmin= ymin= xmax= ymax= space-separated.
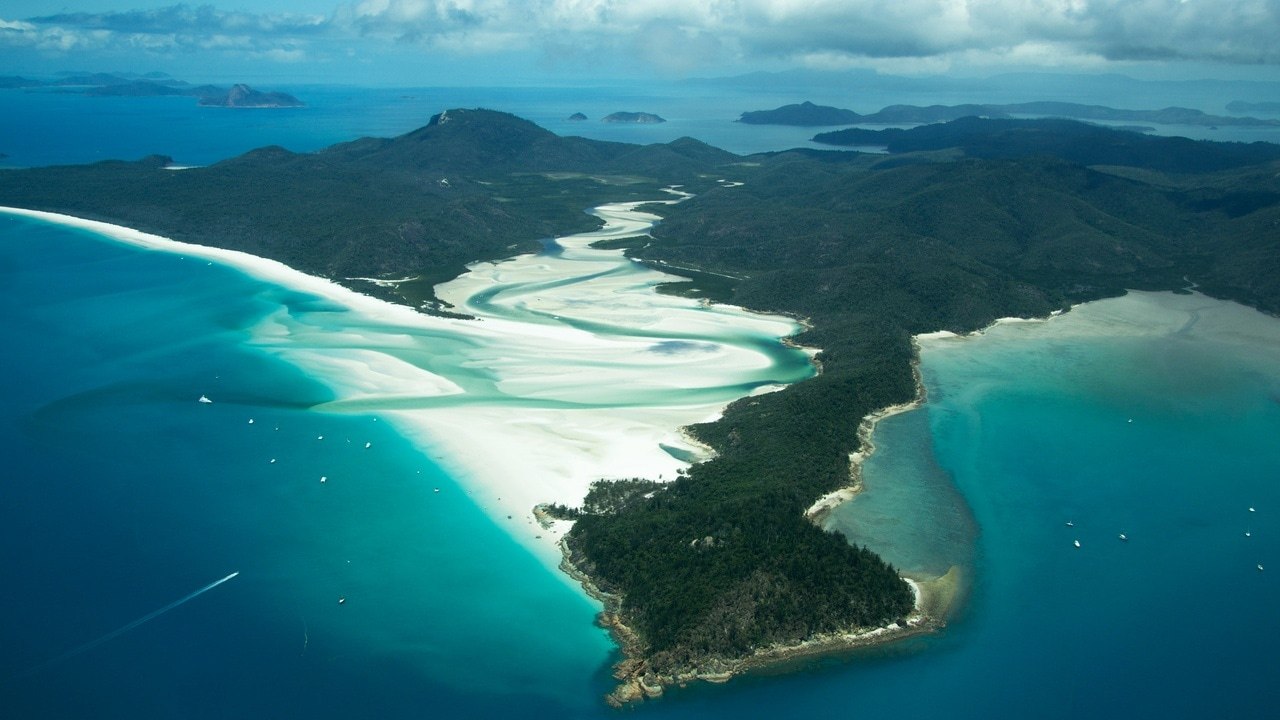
xmin=738 ymin=100 xmax=1280 ymax=128
xmin=810 ymin=116 xmax=1280 ymax=173
xmin=737 ymin=101 xmax=862 ymax=126
xmin=602 ymin=111 xmax=666 ymax=124
xmin=0 ymin=72 xmax=303 ymax=108
xmin=567 ymin=112 xmax=588 ymax=121
xmin=197 ymin=84 xmax=304 ymax=108
xmin=3 ymin=109 xmax=1279 ymax=705
xmin=1227 ymin=100 xmax=1280 ymax=114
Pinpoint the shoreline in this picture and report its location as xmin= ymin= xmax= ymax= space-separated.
xmin=5 ymin=203 xmax=956 ymax=705
xmin=0 ymin=203 xmax=813 ymax=574
xmin=563 ymin=524 xmax=955 ymax=707
xmin=804 ymin=308 xmax=1069 ymax=525
xmin=804 ymin=343 xmax=928 ymax=525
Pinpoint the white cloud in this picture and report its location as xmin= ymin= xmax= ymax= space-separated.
xmin=330 ymin=0 xmax=1280 ymax=66
xmin=3 ymin=0 xmax=1278 ymax=72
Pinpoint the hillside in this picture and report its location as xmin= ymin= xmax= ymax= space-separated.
xmin=813 ymin=116 xmax=1280 ymax=174
xmin=737 ymin=101 xmax=862 ymax=125
xmin=3 ymin=110 xmax=1279 ymax=703
xmin=0 ymin=109 xmax=723 ymax=310
xmin=737 ymin=100 xmax=1280 ymax=127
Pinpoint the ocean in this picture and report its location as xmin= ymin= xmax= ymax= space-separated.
xmin=2 ymin=85 xmax=1280 ymax=719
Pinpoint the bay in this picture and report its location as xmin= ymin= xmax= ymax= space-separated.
xmin=3 ymin=85 xmax=1280 ymax=718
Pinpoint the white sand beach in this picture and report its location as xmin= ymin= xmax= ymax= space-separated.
xmin=1 ymin=201 xmax=813 ymax=570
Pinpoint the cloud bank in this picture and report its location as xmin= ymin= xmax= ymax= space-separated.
xmin=3 ymin=1 xmax=1278 ymax=74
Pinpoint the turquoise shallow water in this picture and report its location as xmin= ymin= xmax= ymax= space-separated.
xmin=7 ymin=214 xmax=1280 ymax=720
xmin=0 ymin=215 xmax=616 ymax=717
xmin=827 ymin=296 xmax=1280 ymax=717
xmin=5 ymin=87 xmax=1280 ymax=718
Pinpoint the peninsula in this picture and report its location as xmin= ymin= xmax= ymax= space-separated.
xmin=2 ymin=109 xmax=1278 ymax=704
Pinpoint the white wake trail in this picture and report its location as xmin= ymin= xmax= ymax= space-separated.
xmin=6 ymin=572 xmax=240 ymax=681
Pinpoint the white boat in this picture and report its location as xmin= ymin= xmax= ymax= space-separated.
xmin=1118 ymin=534 xmax=1128 ymax=541
xmin=1073 ymin=540 xmax=1081 ymax=548
xmin=364 ymin=441 xmax=372 ymax=449
xmin=198 ymin=395 xmax=212 ymax=404
xmin=1066 ymin=521 xmax=1074 ymax=527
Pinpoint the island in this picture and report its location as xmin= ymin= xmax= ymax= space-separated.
xmin=2 ymin=109 xmax=1278 ymax=705
xmin=196 ymin=84 xmax=304 ymax=108
xmin=567 ymin=112 xmax=589 ymax=121
xmin=738 ymin=100 xmax=1280 ymax=128
xmin=1 ymin=72 xmax=303 ymax=108
xmin=737 ymin=100 xmax=863 ymax=125
xmin=1227 ymin=100 xmax=1280 ymax=114
xmin=602 ymin=111 xmax=666 ymax=123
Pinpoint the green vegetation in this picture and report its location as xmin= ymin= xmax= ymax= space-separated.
xmin=739 ymin=100 xmax=1280 ymax=128
xmin=4 ymin=110 xmax=1279 ymax=693
xmin=0 ymin=109 xmax=726 ymax=312
xmin=814 ymin=117 xmax=1280 ymax=173
xmin=566 ymin=117 xmax=1280 ymax=684
xmin=737 ymin=101 xmax=862 ymax=126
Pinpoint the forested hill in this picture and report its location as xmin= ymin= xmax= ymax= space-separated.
xmin=0 ymin=108 xmax=729 ymax=311
xmin=563 ymin=118 xmax=1280 ymax=694
xmin=739 ymin=100 xmax=1280 ymax=128
xmin=3 ymin=110 xmax=1279 ymax=700
xmin=812 ymin=116 xmax=1280 ymax=173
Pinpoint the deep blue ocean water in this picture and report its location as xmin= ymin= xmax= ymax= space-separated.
xmin=3 ymin=87 xmax=1280 ymax=719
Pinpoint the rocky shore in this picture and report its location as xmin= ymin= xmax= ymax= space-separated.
xmin=558 ymin=502 xmax=956 ymax=707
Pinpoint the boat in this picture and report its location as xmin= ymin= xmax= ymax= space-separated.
xmin=1073 ymin=540 xmax=1081 ymax=548
xmin=338 ymin=597 xmax=346 ymax=604
xmin=364 ymin=441 xmax=372 ymax=449
xmin=1066 ymin=521 xmax=1074 ymax=527
xmin=198 ymin=395 xmax=212 ymax=404
xmin=1118 ymin=533 xmax=1128 ymax=541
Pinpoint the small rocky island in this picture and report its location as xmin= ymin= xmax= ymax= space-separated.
xmin=602 ymin=111 xmax=666 ymax=124
xmin=567 ymin=112 xmax=588 ymax=121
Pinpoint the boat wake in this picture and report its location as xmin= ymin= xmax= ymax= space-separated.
xmin=4 ymin=572 xmax=240 ymax=682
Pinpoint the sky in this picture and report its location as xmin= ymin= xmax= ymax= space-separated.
xmin=2 ymin=1 xmax=1279 ymax=86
